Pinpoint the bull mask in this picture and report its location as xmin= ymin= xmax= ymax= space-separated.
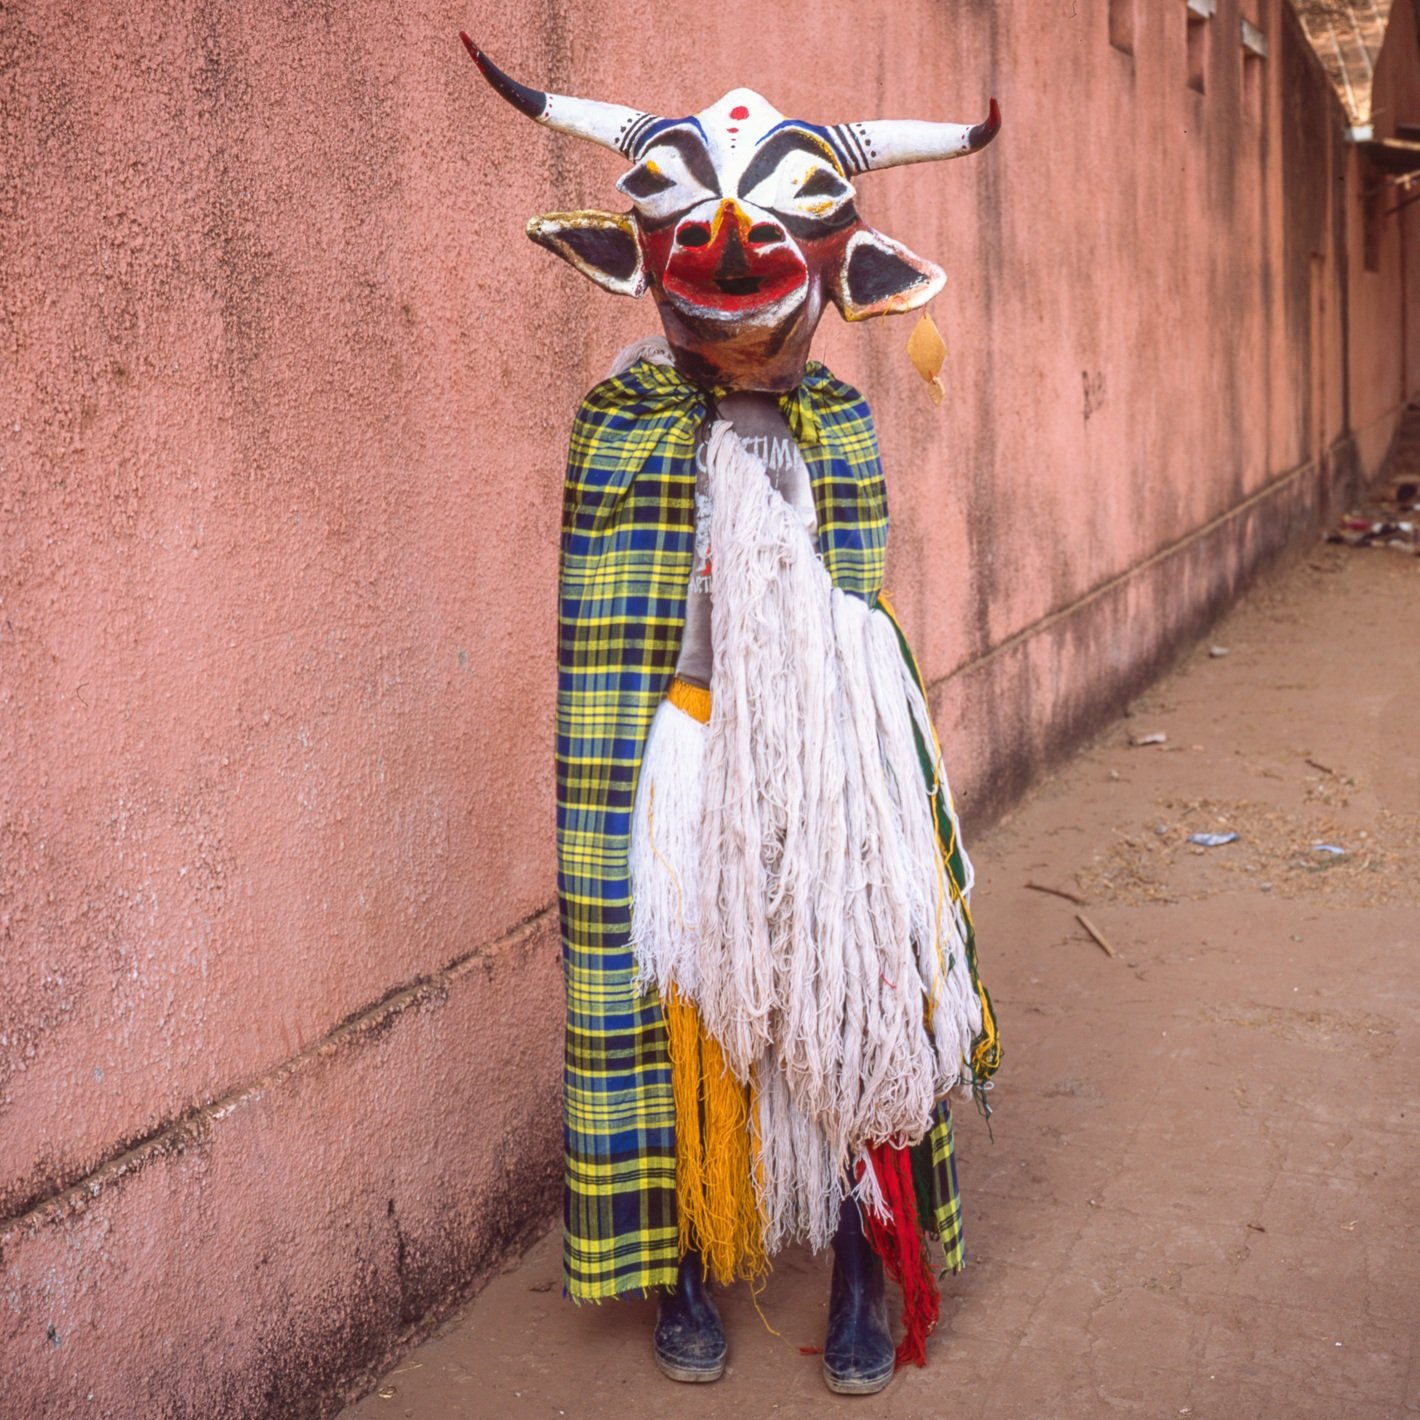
xmin=462 ymin=36 xmax=999 ymax=391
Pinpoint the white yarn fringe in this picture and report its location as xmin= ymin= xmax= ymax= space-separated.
xmin=752 ymin=1058 xmax=844 ymax=1255
xmin=628 ymin=698 xmax=708 ymax=1000
xmin=627 ymin=420 xmax=981 ymax=1252
xmin=851 ymin=1147 xmax=892 ymax=1226
xmin=608 ymin=336 xmax=675 ymax=377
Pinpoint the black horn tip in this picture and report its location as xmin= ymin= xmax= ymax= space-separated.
xmin=969 ymin=97 xmax=1002 ymax=150
xmin=459 ymin=34 xmax=547 ymax=121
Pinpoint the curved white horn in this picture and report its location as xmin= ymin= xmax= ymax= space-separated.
xmin=460 ymin=35 xmax=663 ymax=159
xmin=826 ymin=99 xmax=1001 ymax=175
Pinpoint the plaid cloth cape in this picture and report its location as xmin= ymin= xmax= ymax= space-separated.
xmin=558 ymin=357 xmax=984 ymax=1301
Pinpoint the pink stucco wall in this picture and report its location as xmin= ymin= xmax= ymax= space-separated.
xmin=3 ymin=2 xmax=1416 ymax=1416
xmin=1357 ymin=0 xmax=1420 ymax=457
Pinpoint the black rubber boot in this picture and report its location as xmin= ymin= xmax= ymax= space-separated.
xmin=653 ymin=1249 xmax=727 ymax=1383
xmin=822 ymin=1197 xmax=895 ymax=1395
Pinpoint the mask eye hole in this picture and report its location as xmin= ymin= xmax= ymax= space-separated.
xmin=747 ymin=224 xmax=782 ymax=245
xmin=678 ymin=223 xmax=712 ymax=247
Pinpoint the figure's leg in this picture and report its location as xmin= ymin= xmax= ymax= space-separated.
xmin=652 ymin=1247 xmax=727 ymax=1383
xmin=822 ymin=1196 xmax=895 ymax=1395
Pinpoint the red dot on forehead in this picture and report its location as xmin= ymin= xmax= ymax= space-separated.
xmin=729 ymin=105 xmax=750 ymax=120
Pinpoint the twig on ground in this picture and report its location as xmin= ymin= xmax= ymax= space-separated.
xmin=1075 ymin=913 xmax=1119 ymax=959
xmin=1026 ymin=881 xmax=1089 ymax=906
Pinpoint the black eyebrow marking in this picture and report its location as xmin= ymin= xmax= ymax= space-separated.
xmin=620 ymin=163 xmax=676 ymax=200
xmin=640 ymin=126 xmax=720 ymax=196
xmin=737 ymin=128 xmax=843 ymax=197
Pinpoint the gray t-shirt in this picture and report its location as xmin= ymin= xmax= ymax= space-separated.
xmin=674 ymin=393 xmax=819 ymax=689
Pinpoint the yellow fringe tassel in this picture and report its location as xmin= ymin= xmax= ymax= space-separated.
xmin=664 ymin=985 xmax=769 ymax=1286
xmin=661 ymin=678 xmax=766 ymax=1281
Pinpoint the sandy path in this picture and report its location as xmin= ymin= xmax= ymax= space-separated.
xmin=342 ymin=539 xmax=1420 ymax=1420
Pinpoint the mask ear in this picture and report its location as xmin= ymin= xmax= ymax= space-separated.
xmin=526 ymin=211 xmax=646 ymax=297
xmin=830 ymin=227 xmax=945 ymax=321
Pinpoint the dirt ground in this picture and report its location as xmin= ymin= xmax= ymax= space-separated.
xmin=341 ymin=533 xmax=1420 ymax=1420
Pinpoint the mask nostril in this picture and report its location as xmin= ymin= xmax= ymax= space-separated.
xmin=747 ymin=224 xmax=783 ymax=245
xmin=678 ymin=224 xmax=712 ymax=248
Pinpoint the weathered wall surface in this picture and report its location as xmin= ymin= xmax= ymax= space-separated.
xmin=1360 ymin=0 xmax=1420 ymax=445
xmin=1 ymin=1 xmax=1415 ymax=1416
xmin=902 ymin=0 xmax=1364 ymax=814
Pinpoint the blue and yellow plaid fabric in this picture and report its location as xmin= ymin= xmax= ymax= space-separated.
xmin=557 ymin=357 xmax=977 ymax=1299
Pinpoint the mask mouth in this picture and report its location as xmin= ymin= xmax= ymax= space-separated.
xmin=664 ymin=262 xmax=804 ymax=319
xmin=662 ymin=232 xmax=807 ymax=319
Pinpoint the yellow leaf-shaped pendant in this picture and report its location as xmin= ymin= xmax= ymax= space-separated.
xmin=907 ymin=311 xmax=947 ymax=406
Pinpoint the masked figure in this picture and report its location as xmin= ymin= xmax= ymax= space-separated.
xmin=462 ymin=36 xmax=1002 ymax=1395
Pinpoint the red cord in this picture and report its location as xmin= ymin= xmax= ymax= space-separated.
xmin=859 ymin=1142 xmax=941 ymax=1368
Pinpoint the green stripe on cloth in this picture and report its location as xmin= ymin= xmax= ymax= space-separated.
xmin=929 ymin=1100 xmax=966 ymax=1272
xmin=879 ymin=600 xmax=1002 ymax=1091
xmin=556 ymin=357 xmax=978 ymax=1299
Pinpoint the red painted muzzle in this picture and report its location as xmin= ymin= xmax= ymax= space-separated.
xmin=651 ymin=200 xmax=808 ymax=318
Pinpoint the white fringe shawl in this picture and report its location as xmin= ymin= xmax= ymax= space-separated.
xmin=629 ymin=420 xmax=980 ymax=1251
